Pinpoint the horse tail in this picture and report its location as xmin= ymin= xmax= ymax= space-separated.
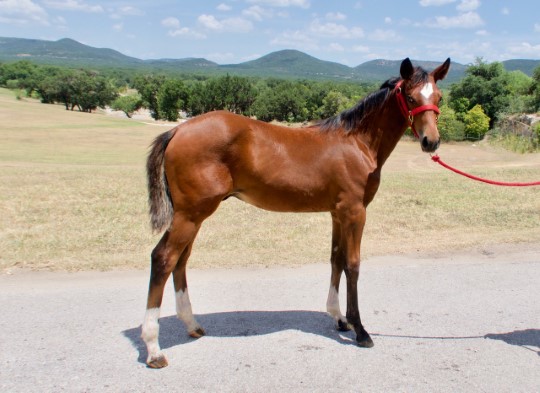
xmin=147 ymin=128 xmax=177 ymax=233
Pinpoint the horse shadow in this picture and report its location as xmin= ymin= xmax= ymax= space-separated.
xmin=122 ymin=310 xmax=357 ymax=364
xmin=484 ymin=329 xmax=540 ymax=356
xmin=122 ymin=311 xmax=540 ymax=365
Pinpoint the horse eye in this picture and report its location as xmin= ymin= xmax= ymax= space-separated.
xmin=406 ymin=95 xmax=415 ymax=104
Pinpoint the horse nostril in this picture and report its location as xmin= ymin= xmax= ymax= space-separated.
xmin=421 ymin=136 xmax=429 ymax=149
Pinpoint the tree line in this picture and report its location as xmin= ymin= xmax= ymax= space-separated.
xmin=1 ymin=59 xmax=539 ymax=146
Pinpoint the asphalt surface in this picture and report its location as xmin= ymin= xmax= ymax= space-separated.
xmin=1 ymin=243 xmax=539 ymax=393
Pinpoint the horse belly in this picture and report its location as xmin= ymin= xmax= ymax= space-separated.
xmin=231 ymin=164 xmax=334 ymax=213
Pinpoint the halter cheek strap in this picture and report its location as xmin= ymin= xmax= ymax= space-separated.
xmin=395 ymin=80 xmax=440 ymax=139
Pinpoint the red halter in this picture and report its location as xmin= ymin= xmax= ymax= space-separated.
xmin=395 ymin=80 xmax=440 ymax=139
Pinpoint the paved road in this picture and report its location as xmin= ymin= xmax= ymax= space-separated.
xmin=1 ymin=244 xmax=539 ymax=392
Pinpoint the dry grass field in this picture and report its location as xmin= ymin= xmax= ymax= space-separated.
xmin=1 ymin=88 xmax=539 ymax=272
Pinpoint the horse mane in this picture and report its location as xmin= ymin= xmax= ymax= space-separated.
xmin=317 ymin=66 xmax=429 ymax=135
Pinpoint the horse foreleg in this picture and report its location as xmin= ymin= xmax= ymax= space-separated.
xmin=172 ymin=238 xmax=206 ymax=339
xmin=342 ymin=208 xmax=374 ymax=348
xmin=326 ymin=216 xmax=351 ymax=331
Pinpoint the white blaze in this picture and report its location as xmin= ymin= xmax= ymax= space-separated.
xmin=420 ymin=83 xmax=434 ymax=100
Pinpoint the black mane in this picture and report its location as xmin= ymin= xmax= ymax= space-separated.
xmin=318 ymin=67 xmax=429 ymax=134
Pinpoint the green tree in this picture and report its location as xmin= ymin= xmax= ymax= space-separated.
xmin=186 ymin=75 xmax=256 ymax=116
xmin=0 ymin=60 xmax=36 ymax=88
xmin=132 ymin=74 xmax=166 ymax=120
xmin=67 ymin=70 xmax=118 ymax=112
xmin=531 ymin=65 xmax=540 ymax=111
xmin=318 ymin=90 xmax=351 ymax=119
xmin=437 ymin=103 xmax=465 ymax=141
xmin=252 ymin=79 xmax=309 ymax=122
xmin=157 ymin=79 xmax=188 ymax=121
xmin=464 ymin=104 xmax=490 ymax=140
xmin=449 ymin=59 xmax=511 ymax=127
xmin=111 ymin=94 xmax=143 ymax=118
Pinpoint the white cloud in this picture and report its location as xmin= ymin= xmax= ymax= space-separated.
xmin=419 ymin=0 xmax=456 ymax=6
xmin=112 ymin=22 xmax=123 ymax=31
xmin=508 ymin=42 xmax=540 ymax=58
xmin=243 ymin=5 xmax=272 ymax=21
xmin=161 ymin=17 xmax=206 ymax=38
xmin=270 ymin=30 xmax=319 ymax=50
xmin=325 ymin=12 xmax=346 ymax=21
xmin=352 ymin=45 xmax=370 ymax=53
xmin=368 ymin=29 xmax=400 ymax=41
xmin=217 ymin=3 xmax=232 ymax=11
xmin=456 ymin=0 xmax=480 ymax=12
xmin=168 ymin=27 xmax=206 ymax=39
xmin=0 ymin=0 xmax=49 ymax=25
xmin=309 ymin=19 xmax=364 ymax=39
xmin=328 ymin=42 xmax=344 ymax=51
xmin=384 ymin=17 xmax=392 ymax=24
xmin=426 ymin=11 xmax=484 ymax=28
xmin=246 ymin=0 xmax=310 ymax=8
xmin=117 ymin=6 xmax=143 ymax=16
xmin=535 ymin=23 xmax=540 ymax=33
xmin=43 ymin=0 xmax=103 ymax=13
xmin=501 ymin=7 xmax=509 ymax=15
xmin=198 ymin=14 xmax=253 ymax=32
xmin=161 ymin=17 xmax=180 ymax=29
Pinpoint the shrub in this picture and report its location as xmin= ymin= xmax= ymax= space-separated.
xmin=464 ymin=104 xmax=490 ymax=140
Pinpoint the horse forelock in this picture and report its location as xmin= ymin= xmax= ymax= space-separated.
xmin=408 ymin=66 xmax=430 ymax=88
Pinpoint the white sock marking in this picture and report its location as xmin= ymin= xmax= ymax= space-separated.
xmin=141 ymin=307 xmax=162 ymax=359
xmin=176 ymin=289 xmax=202 ymax=333
xmin=326 ymin=285 xmax=346 ymax=323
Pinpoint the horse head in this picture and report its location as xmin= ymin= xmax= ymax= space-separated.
xmin=398 ymin=57 xmax=451 ymax=153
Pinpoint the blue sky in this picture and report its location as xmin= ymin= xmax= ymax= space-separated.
xmin=1 ymin=0 xmax=539 ymax=66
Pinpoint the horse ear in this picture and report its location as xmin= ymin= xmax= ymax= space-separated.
xmin=432 ymin=58 xmax=451 ymax=82
xmin=400 ymin=58 xmax=414 ymax=80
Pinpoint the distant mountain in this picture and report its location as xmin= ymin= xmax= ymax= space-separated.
xmin=0 ymin=37 xmax=142 ymax=67
xmin=221 ymin=49 xmax=356 ymax=79
xmin=1 ymin=37 xmax=539 ymax=83
xmin=502 ymin=59 xmax=540 ymax=76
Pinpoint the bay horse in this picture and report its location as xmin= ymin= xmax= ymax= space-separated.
xmin=141 ymin=57 xmax=451 ymax=368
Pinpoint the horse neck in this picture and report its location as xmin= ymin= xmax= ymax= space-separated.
xmin=358 ymin=94 xmax=408 ymax=170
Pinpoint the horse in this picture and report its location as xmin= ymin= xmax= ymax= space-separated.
xmin=141 ymin=57 xmax=451 ymax=368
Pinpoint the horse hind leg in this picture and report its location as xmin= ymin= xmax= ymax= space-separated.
xmin=173 ymin=238 xmax=205 ymax=338
xmin=141 ymin=215 xmax=201 ymax=369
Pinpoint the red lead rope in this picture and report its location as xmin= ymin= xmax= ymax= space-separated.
xmin=394 ymin=81 xmax=539 ymax=187
xmin=430 ymin=154 xmax=540 ymax=187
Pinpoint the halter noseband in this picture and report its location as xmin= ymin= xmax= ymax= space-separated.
xmin=395 ymin=80 xmax=440 ymax=139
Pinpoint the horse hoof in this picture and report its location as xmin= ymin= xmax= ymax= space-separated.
xmin=337 ymin=320 xmax=352 ymax=332
xmin=356 ymin=333 xmax=374 ymax=348
xmin=189 ymin=327 xmax=206 ymax=338
xmin=356 ymin=329 xmax=374 ymax=348
xmin=147 ymin=354 xmax=169 ymax=369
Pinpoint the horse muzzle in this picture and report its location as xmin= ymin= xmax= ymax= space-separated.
xmin=421 ymin=135 xmax=440 ymax=153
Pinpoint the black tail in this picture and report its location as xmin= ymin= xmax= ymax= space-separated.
xmin=147 ymin=129 xmax=176 ymax=233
